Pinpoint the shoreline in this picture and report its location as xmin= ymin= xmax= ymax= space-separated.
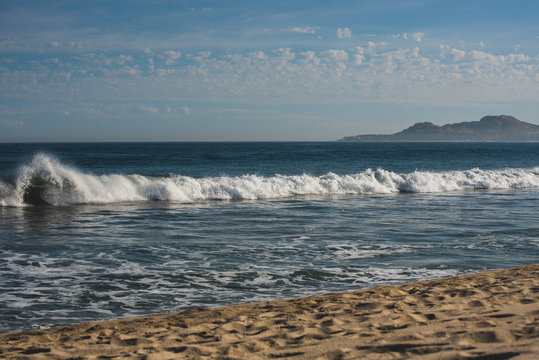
xmin=1 ymin=264 xmax=538 ymax=359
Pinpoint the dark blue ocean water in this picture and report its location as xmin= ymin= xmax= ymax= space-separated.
xmin=1 ymin=142 xmax=538 ymax=332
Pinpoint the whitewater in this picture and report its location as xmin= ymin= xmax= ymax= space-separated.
xmin=2 ymin=153 xmax=539 ymax=207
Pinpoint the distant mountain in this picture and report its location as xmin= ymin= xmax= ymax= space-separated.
xmin=340 ymin=115 xmax=539 ymax=142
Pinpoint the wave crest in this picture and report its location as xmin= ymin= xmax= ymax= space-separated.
xmin=1 ymin=153 xmax=538 ymax=206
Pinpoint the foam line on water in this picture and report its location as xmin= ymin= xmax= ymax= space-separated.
xmin=1 ymin=153 xmax=538 ymax=206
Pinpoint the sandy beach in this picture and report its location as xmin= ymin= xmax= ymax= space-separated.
xmin=1 ymin=264 xmax=537 ymax=359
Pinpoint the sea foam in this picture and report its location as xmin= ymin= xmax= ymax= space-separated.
xmin=1 ymin=153 xmax=538 ymax=206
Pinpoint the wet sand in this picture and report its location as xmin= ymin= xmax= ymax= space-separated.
xmin=1 ymin=264 xmax=538 ymax=359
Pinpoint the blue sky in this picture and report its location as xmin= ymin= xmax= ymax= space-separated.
xmin=1 ymin=0 xmax=538 ymax=141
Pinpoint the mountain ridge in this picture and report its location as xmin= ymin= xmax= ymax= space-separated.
xmin=340 ymin=115 xmax=539 ymax=142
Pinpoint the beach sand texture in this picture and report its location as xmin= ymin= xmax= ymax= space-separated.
xmin=1 ymin=264 xmax=537 ymax=359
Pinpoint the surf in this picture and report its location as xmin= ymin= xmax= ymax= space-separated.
xmin=1 ymin=153 xmax=539 ymax=206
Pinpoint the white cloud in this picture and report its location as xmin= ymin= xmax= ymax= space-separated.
xmin=440 ymin=44 xmax=450 ymax=58
xmin=367 ymin=41 xmax=387 ymax=54
xmin=157 ymin=68 xmax=175 ymax=76
xmin=274 ymin=48 xmax=295 ymax=60
xmin=324 ymin=50 xmax=348 ymax=62
xmin=161 ymin=50 xmax=182 ymax=65
xmin=505 ymin=53 xmax=529 ymax=63
xmin=249 ymin=51 xmax=268 ymax=60
xmin=186 ymin=51 xmax=211 ymax=62
xmin=139 ymin=105 xmax=159 ymax=114
xmin=121 ymin=66 xmax=139 ymax=76
xmin=392 ymin=32 xmax=424 ymax=42
xmin=337 ymin=28 xmax=352 ymax=39
xmin=287 ymin=26 xmax=319 ymax=34
xmin=470 ymin=50 xmax=499 ymax=64
xmin=469 ymin=50 xmax=530 ymax=66
xmin=301 ymin=51 xmax=317 ymax=61
xmin=451 ymin=48 xmax=466 ymax=61
xmin=354 ymin=54 xmax=365 ymax=65
xmin=44 ymin=41 xmax=82 ymax=50
xmin=411 ymin=32 xmax=424 ymax=42
xmin=301 ymin=51 xmax=321 ymax=65
xmin=117 ymin=55 xmax=133 ymax=65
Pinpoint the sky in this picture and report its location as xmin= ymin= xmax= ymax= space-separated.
xmin=0 ymin=0 xmax=538 ymax=141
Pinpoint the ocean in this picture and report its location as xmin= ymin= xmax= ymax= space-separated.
xmin=1 ymin=142 xmax=538 ymax=333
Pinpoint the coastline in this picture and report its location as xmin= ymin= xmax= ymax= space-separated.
xmin=1 ymin=264 xmax=537 ymax=359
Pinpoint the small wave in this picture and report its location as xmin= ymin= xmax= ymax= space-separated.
xmin=1 ymin=153 xmax=539 ymax=206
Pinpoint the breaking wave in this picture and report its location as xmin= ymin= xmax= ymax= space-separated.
xmin=1 ymin=153 xmax=539 ymax=206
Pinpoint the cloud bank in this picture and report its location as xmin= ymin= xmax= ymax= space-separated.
xmin=2 ymin=41 xmax=536 ymax=111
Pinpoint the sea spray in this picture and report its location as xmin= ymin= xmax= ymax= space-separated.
xmin=1 ymin=153 xmax=539 ymax=206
